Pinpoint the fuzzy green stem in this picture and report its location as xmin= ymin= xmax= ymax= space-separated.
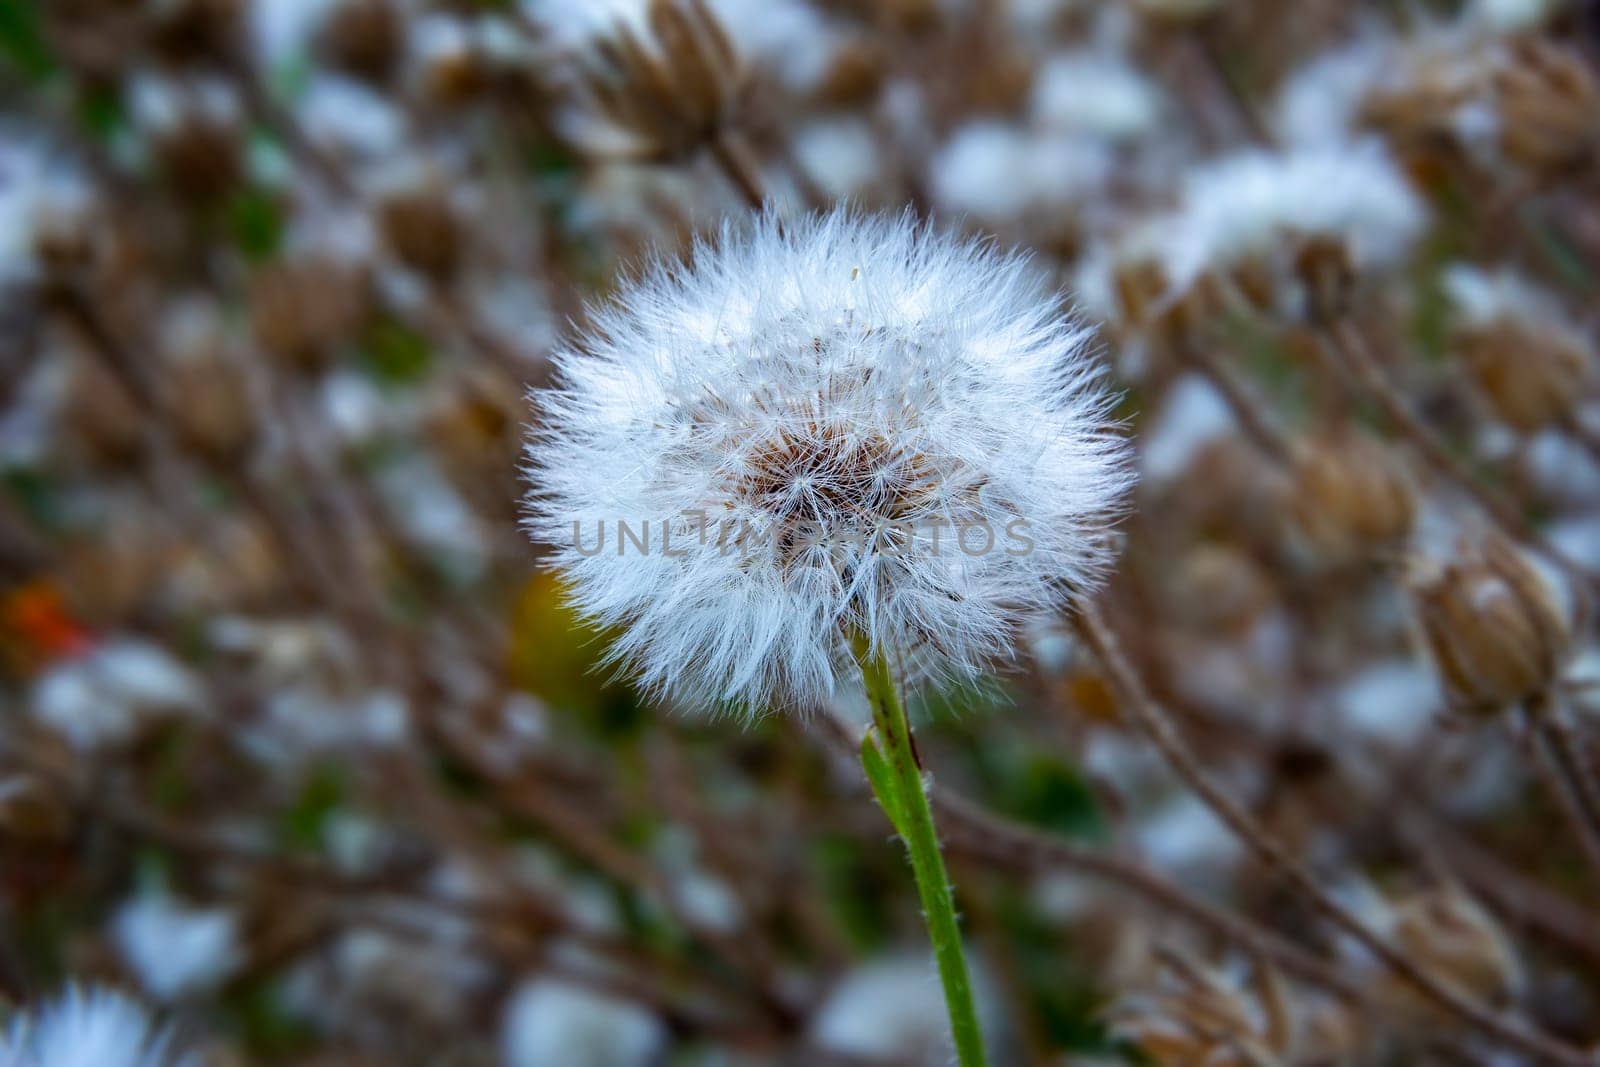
xmin=854 ymin=638 xmax=988 ymax=1067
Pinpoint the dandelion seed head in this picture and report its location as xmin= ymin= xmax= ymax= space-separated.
xmin=526 ymin=211 xmax=1131 ymax=713
xmin=0 ymin=986 xmax=171 ymax=1067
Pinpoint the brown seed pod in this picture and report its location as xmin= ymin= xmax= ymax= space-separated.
xmin=1458 ymin=321 xmax=1592 ymax=434
xmin=321 ymin=0 xmax=404 ymax=84
xmin=409 ymin=14 xmax=510 ymax=108
xmin=147 ymin=0 xmax=245 ymax=68
xmin=39 ymin=0 xmax=144 ymax=80
xmin=1493 ymin=40 xmax=1600 ymax=175
xmin=249 ymin=256 xmax=372 ymax=371
xmin=1383 ymin=885 xmax=1523 ymax=1018
xmin=1115 ymin=952 xmax=1357 ymax=1067
xmin=809 ymin=37 xmax=885 ymax=108
xmin=1293 ymin=236 xmax=1356 ymax=325
xmin=1357 ymin=40 xmax=1481 ymax=155
xmin=60 ymin=349 xmax=145 ymax=470
xmin=1286 ymin=428 xmax=1416 ymax=567
xmin=57 ymin=501 xmax=180 ymax=622
xmin=138 ymin=81 xmax=246 ymax=204
xmin=1170 ymin=543 xmax=1276 ymax=633
xmin=1409 ymin=533 xmax=1572 ymax=716
xmin=1110 ymin=258 xmax=1212 ymax=351
xmin=163 ymin=305 xmax=256 ymax=462
xmin=377 ymin=184 xmax=463 ymax=283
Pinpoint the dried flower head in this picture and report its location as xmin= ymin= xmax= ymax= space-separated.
xmin=1380 ymin=885 xmax=1523 ymax=1017
xmin=320 ymin=0 xmax=404 ymax=84
xmin=249 ymin=254 xmax=371 ymax=370
xmin=526 ymin=211 xmax=1130 ymax=712
xmin=376 ymin=179 xmax=463 ymax=283
xmin=162 ymin=302 xmax=255 ymax=461
xmin=1444 ymin=265 xmax=1593 ymax=434
xmin=1286 ymin=427 xmax=1416 ymax=567
xmin=1114 ymin=952 xmax=1360 ymax=1067
xmin=1491 ymin=40 xmax=1600 ymax=175
xmin=147 ymin=0 xmax=244 ymax=68
xmin=1409 ymin=533 xmax=1572 ymax=715
xmin=558 ymin=0 xmax=745 ymax=160
xmin=1459 ymin=322 xmax=1591 ymax=433
xmin=129 ymin=76 xmax=244 ymax=204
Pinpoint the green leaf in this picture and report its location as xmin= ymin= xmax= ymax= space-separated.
xmin=860 ymin=728 xmax=905 ymax=835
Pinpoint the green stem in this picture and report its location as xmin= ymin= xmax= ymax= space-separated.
xmin=854 ymin=638 xmax=989 ymax=1067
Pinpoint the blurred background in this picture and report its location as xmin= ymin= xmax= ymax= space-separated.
xmin=4 ymin=0 xmax=1600 ymax=1063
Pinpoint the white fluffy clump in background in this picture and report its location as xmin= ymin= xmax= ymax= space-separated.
xmin=250 ymin=0 xmax=338 ymax=69
xmin=29 ymin=639 xmax=204 ymax=750
xmin=500 ymin=979 xmax=665 ymax=1067
xmin=0 ymin=133 xmax=90 ymax=288
xmin=1274 ymin=39 xmax=1394 ymax=146
xmin=0 ymin=986 xmax=173 ymax=1067
xmin=792 ymin=118 xmax=884 ymax=202
xmin=1332 ymin=659 xmax=1442 ymax=749
xmin=527 ymin=210 xmax=1130 ymax=712
xmin=296 ymin=75 xmax=409 ymax=162
xmin=810 ymin=952 xmax=1006 ymax=1064
xmin=124 ymin=74 xmax=241 ymax=140
xmin=1137 ymin=374 xmax=1237 ymax=485
xmin=1468 ymin=0 xmax=1567 ymax=32
xmin=1158 ymin=141 xmax=1426 ymax=293
xmin=931 ymin=120 xmax=1112 ymax=227
xmin=112 ymin=892 xmax=240 ymax=1002
xmin=1031 ymin=51 xmax=1164 ymax=142
xmin=1441 ymin=263 xmax=1577 ymax=331
xmin=533 ymin=0 xmax=839 ymax=93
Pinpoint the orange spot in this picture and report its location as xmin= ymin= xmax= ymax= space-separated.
xmin=2 ymin=583 xmax=95 ymax=665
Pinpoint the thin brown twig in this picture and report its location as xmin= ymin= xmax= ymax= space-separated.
xmin=1181 ymin=344 xmax=1294 ymax=458
xmin=1560 ymin=413 xmax=1600 ymax=471
xmin=1536 ymin=696 xmax=1600 ymax=882
xmin=1529 ymin=715 xmax=1600 ymax=886
xmin=806 ymin=711 xmax=1360 ymax=1002
xmin=1404 ymin=810 xmax=1600 ymax=972
xmin=1324 ymin=318 xmax=1593 ymax=582
xmin=709 ymin=129 xmax=767 ymax=211
xmin=932 ymin=789 xmax=1364 ymax=1002
xmin=1076 ymin=602 xmax=1599 ymax=1067
xmin=51 ymin=285 xmax=351 ymax=609
xmin=422 ymin=708 xmax=805 ymax=1027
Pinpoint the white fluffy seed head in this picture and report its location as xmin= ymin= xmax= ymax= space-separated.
xmin=525 ymin=211 xmax=1131 ymax=714
xmin=0 ymin=985 xmax=171 ymax=1067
